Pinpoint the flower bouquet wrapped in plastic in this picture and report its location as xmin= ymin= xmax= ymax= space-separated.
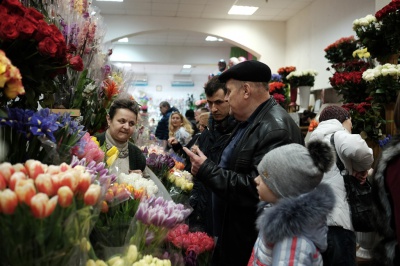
xmin=0 ymin=159 xmax=108 ymax=266
xmin=145 ymin=152 xmax=176 ymax=182
xmin=167 ymin=224 xmax=215 ymax=266
xmin=166 ymin=169 xmax=194 ymax=204
xmin=90 ymin=172 xmax=159 ymax=259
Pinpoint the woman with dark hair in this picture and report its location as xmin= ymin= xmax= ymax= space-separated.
xmin=95 ymin=97 xmax=146 ymax=175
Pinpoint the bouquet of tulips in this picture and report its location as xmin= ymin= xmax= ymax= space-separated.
xmin=0 ymin=159 xmax=108 ymax=266
xmin=90 ymin=172 xmax=159 ymax=259
xmin=167 ymin=224 xmax=215 ymax=266
xmin=167 ymin=168 xmax=194 ymax=204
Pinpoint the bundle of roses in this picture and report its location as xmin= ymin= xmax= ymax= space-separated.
xmin=0 ymin=159 xmax=106 ymax=266
xmin=375 ymin=0 xmax=400 ymax=55
xmin=362 ymin=63 xmax=400 ymax=104
xmin=167 ymin=224 xmax=214 ymax=266
xmin=324 ymin=36 xmax=358 ymax=64
xmin=286 ymin=69 xmax=318 ymax=87
xmin=277 ymin=66 xmax=296 ymax=83
xmin=329 ymin=71 xmax=369 ymax=103
xmin=268 ymin=81 xmax=288 ymax=107
xmin=0 ymin=0 xmax=83 ymax=109
xmin=0 ymin=49 xmax=25 ymax=101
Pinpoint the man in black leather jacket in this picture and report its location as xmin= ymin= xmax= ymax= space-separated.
xmin=188 ymin=76 xmax=237 ymax=236
xmin=184 ymin=61 xmax=304 ymax=266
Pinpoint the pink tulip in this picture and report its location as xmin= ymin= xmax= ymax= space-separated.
xmin=57 ymin=186 xmax=73 ymax=208
xmin=9 ymin=172 xmax=27 ymax=191
xmin=0 ymin=162 xmax=15 ymax=183
xmin=25 ymin=160 xmax=46 ymax=180
xmin=51 ymin=174 xmax=61 ymax=192
xmin=104 ymin=188 xmax=114 ymax=202
xmin=0 ymin=175 xmax=6 ymax=190
xmin=77 ymin=171 xmax=91 ymax=194
xmin=35 ymin=173 xmax=56 ymax=196
xmin=12 ymin=163 xmax=27 ymax=174
xmin=84 ymin=184 xmax=101 ymax=206
xmin=0 ymin=189 xmax=18 ymax=215
xmin=30 ymin=193 xmax=50 ymax=218
xmin=14 ymin=179 xmax=36 ymax=205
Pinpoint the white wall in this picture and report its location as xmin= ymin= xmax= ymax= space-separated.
xmin=286 ymin=0 xmax=376 ymax=90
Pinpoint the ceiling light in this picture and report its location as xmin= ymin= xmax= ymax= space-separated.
xmin=183 ymin=65 xmax=192 ymax=69
xmin=97 ymin=0 xmax=123 ymax=2
xmin=218 ymin=38 xmax=223 ymax=42
xmin=206 ymin=36 xmax=218 ymax=42
xmin=118 ymin=37 xmax=128 ymax=43
xmin=228 ymin=5 xmax=259 ymax=15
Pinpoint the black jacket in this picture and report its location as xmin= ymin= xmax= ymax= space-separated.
xmin=197 ymin=98 xmax=304 ymax=266
xmin=155 ymin=107 xmax=178 ymax=140
xmin=95 ymin=132 xmax=146 ymax=172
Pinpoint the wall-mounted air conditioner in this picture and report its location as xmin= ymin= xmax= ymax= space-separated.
xmin=133 ymin=73 xmax=148 ymax=86
xmin=171 ymin=74 xmax=194 ymax=87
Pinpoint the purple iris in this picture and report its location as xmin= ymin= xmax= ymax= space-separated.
xmin=28 ymin=109 xmax=60 ymax=142
xmin=271 ymin=73 xmax=282 ymax=82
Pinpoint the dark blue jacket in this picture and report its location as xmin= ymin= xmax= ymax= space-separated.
xmin=155 ymin=107 xmax=178 ymax=140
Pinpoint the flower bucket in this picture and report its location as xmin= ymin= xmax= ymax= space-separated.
xmin=289 ymin=86 xmax=298 ymax=106
xmin=298 ymin=86 xmax=311 ymax=112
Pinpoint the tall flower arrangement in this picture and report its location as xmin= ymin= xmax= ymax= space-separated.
xmin=0 ymin=0 xmax=74 ymax=110
xmin=324 ymin=36 xmax=358 ymax=64
xmin=286 ymin=69 xmax=318 ymax=87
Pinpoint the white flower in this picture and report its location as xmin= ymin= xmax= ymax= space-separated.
xmin=118 ymin=173 xmax=159 ymax=197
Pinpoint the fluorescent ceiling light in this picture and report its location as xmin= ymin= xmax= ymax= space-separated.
xmin=228 ymin=5 xmax=259 ymax=15
xmin=206 ymin=36 xmax=224 ymax=42
xmin=118 ymin=37 xmax=128 ymax=43
xmin=183 ymin=65 xmax=192 ymax=69
xmin=97 ymin=0 xmax=123 ymax=2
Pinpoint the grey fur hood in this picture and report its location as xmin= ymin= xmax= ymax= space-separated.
xmin=256 ymin=183 xmax=335 ymax=251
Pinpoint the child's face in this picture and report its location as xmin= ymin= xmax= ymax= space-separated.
xmin=255 ymin=174 xmax=278 ymax=203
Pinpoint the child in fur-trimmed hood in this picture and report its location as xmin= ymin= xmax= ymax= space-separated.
xmin=248 ymin=139 xmax=336 ymax=266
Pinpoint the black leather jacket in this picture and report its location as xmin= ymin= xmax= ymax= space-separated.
xmin=197 ymin=98 xmax=304 ymax=266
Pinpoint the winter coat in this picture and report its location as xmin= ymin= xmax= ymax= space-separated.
xmin=248 ymin=184 xmax=336 ymax=266
xmin=309 ymin=119 xmax=373 ymax=230
xmin=371 ymin=135 xmax=400 ymax=266
xmin=155 ymin=107 xmax=178 ymax=140
xmin=197 ymin=98 xmax=304 ymax=266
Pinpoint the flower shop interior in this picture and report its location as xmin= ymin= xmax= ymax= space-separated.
xmin=0 ymin=0 xmax=397 ymax=265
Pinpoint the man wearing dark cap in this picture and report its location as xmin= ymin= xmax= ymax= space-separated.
xmin=184 ymin=60 xmax=303 ymax=265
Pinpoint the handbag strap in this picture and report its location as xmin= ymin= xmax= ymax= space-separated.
xmin=329 ymin=133 xmax=349 ymax=176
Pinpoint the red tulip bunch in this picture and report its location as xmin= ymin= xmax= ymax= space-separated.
xmin=0 ymin=159 xmax=105 ymax=265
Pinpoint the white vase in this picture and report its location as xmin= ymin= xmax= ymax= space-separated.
xmin=356 ymin=231 xmax=378 ymax=259
xmin=298 ymin=86 xmax=311 ymax=112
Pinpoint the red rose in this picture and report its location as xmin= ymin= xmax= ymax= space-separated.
xmin=2 ymin=0 xmax=23 ymax=10
xmin=38 ymin=37 xmax=58 ymax=57
xmin=26 ymin=7 xmax=44 ymax=21
xmin=49 ymin=24 xmax=65 ymax=44
xmin=69 ymin=55 xmax=84 ymax=71
xmin=34 ymin=20 xmax=52 ymax=41
xmin=16 ymin=17 xmax=37 ymax=39
xmin=0 ymin=20 xmax=19 ymax=40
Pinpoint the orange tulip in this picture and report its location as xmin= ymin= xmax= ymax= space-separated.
xmin=59 ymin=162 xmax=70 ymax=172
xmin=46 ymin=195 xmax=58 ymax=216
xmin=9 ymin=171 xmax=27 ymax=191
xmin=104 ymin=188 xmax=114 ymax=202
xmin=12 ymin=163 xmax=27 ymax=175
xmin=0 ymin=174 xmax=6 ymax=190
xmin=77 ymin=171 xmax=91 ymax=194
xmin=0 ymin=189 xmax=18 ymax=214
xmin=30 ymin=193 xmax=50 ymax=218
xmin=47 ymin=165 xmax=60 ymax=175
xmin=84 ymin=184 xmax=101 ymax=206
xmin=100 ymin=200 xmax=109 ymax=213
xmin=14 ymin=179 xmax=36 ymax=205
xmin=51 ymin=174 xmax=61 ymax=192
xmin=57 ymin=186 xmax=73 ymax=208
xmin=25 ymin=160 xmax=46 ymax=180
xmin=0 ymin=162 xmax=15 ymax=183
xmin=59 ymin=171 xmax=79 ymax=193
xmin=35 ymin=173 xmax=56 ymax=196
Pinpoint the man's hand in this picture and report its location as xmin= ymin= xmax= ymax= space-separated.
xmin=183 ymin=146 xmax=208 ymax=176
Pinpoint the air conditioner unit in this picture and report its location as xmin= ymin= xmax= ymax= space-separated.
xmin=133 ymin=73 xmax=148 ymax=86
xmin=171 ymin=74 xmax=194 ymax=87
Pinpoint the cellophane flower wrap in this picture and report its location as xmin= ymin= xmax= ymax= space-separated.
xmin=144 ymin=148 xmax=176 ymax=182
xmin=0 ymin=159 xmax=108 ymax=266
xmin=167 ymin=224 xmax=215 ymax=266
xmin=166 ymin=168 xmax=193 ymax=204
xmin=90 ymin=172 xmax=159 ymax=260
xmin=128 ymin=196 xmax=192 ymax=258
xmin=0 ymin=108 xmax=85 ymax=165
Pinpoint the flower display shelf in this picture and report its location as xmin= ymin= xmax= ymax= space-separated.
xmin=50 ymin=109 xmax=81 ymax=117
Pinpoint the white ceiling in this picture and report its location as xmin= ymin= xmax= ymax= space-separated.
xmin=94 ymin=0 xmax=315 ymax=76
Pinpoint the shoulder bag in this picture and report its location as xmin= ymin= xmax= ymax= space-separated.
xmin=330 ymin=134 xmax=374 ymax=232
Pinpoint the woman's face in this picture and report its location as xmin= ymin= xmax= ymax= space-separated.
xmin=107 ymin=108 xmax=137 ymax=143
xmin=255 ymin=174 xmax=278 ymax=203
xmin=170 ymin=113 xmax=182 ymax=128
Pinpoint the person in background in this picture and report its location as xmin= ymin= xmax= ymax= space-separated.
xmin=185 ymin=109 xmax=199 ymax=135
xmin=238 ymin=56 xmax=247 ymax=62
xmin=217 ymin=59 xmax=227 ymax=74
xmin=167 ymin=111 xmax=194 ymax=149
xmin=371 ymin=92 xmax=400 ymax=265
xmin=95 ymin=97 xmax=146 ymax=175
xmin=155 ymin=101 xmax=178 ymax=148
xmin=188 ymin=76 xmax=236 ymax=235
xmin=228 ymin=57 xmax=239 ymax=68
xmin=309 ymin=105 xmax=374 ymax=266
xmin=184 ymin=61 xmax=304 ymax=266
xmin=303 ymin=110 xmax=319 ymax=132
xmin=197 ymin=112 xmax=210 ymax=133
xmin=249 ymin=139 xmax=336 ymax=265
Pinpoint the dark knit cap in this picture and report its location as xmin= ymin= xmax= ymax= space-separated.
xmin=218 ymin=60 xmax=271 ymax=83
xmin=319 ymin=105 xmax=350 ymax=123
